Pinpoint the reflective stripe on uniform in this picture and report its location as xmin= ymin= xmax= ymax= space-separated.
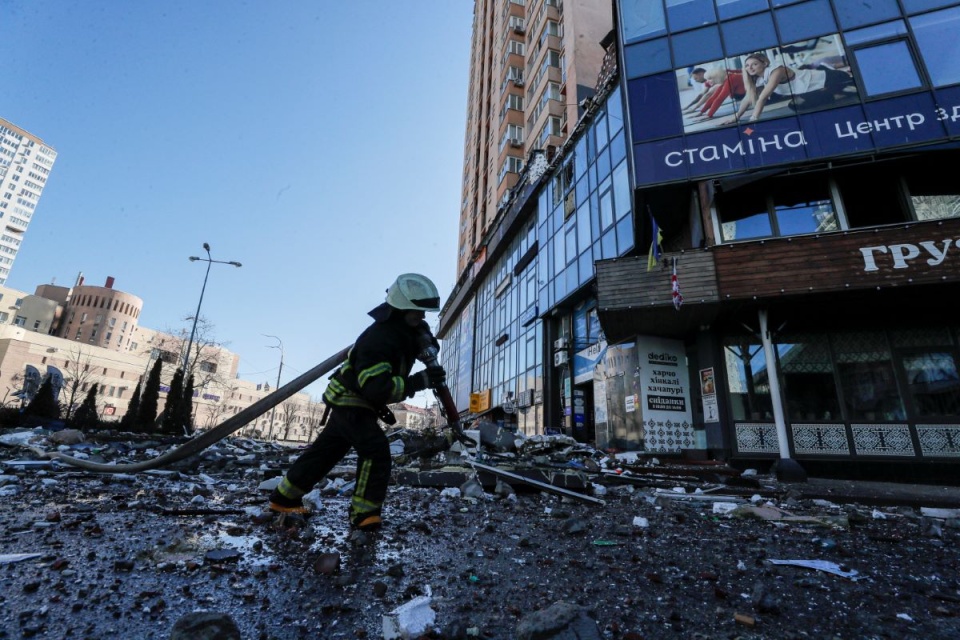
xmin=350 ymin=458 xmax=382 ymax=518
xmin=389 ymin=376 xmax=405 ymax=403
xmin=277 ymin=476 xmax=306 ymax=500
xmin=357 ymin=362 xmax=391 ymax=388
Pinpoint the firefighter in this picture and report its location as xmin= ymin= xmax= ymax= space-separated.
xmin=268 ymin=273 xmax=446 ymax=531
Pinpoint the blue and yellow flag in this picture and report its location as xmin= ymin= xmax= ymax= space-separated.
xmin=647 ymin=211 xmax=663 ymax=272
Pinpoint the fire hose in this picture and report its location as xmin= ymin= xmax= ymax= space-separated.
xmin=39 ymin=326 xmax=472 ymax=472
xmin=415 ymin=326 xmax=476 ymax=448
xmin=37 ymin=346 xmax=352 ymax=473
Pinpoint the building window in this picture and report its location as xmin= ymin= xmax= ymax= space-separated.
xmin=199 ymin=361 xmax=218 ymax=373
xmin=33 ymin=320 xmax=41 ymax=330
xmin=14 ymin=316 xmax=25 ymax=327
xmin=910 ymin=6 xmax=960 ymax=88
xmin=717 ymin=176 xmax=838 ymax=242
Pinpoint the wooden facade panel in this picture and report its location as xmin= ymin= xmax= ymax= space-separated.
xmin=597 ymin=251 xmax=719 ymax=310
xmin=714 ymin=219 xmax=960 ymax=300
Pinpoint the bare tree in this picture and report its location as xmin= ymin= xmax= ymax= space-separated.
xmin=146 ymin=316 xmax=232 ymax=397
xmin=279 ymin=399 xmax=302 ymax=442
xmin=303 ymin=397 xmax=326 ymax=442
xmin=60 ymin=348 xmax=102 ymax=422
xmin=201 ymin=392 xmax=233 ymax=431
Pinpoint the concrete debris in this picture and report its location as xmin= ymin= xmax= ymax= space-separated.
xmin=768 ymin=559 xmax=860 ymax=579
xmin=169 ymin=611 xmax=241 ymax=640
xmin=0 ymin=423 xmax=958 ymax=638
xmin=382 ymin=593 xmax=436 ymax=639
xmin=515 ymin=600 xmax=602 ymax=640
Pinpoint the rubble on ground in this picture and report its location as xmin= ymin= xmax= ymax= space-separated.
xmin=1 ymin=423 xmax=959 ymax=639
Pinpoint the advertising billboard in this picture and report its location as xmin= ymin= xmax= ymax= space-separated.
xmin=621 ymin=2 xmax=960 ymax=187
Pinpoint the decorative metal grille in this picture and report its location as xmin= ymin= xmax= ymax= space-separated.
xmin=791 ymin=423 xmax=850 ymax=455
xmin=889 ymin=327 xmax=952 ymax=348
xmin=645 ymin=418 xmax=696 ymax=453
xmin=735 ymin=422 xmax=779 ymax=453
xmin=830 ymin=331 xmax=891 ymax=363
xmin=777 ymin=334 xmax=833 ymax=374
xmin=917 ymin=425 xmax=960 ymax=457
xmin=851 ymin=424 xmax=915 ymax=456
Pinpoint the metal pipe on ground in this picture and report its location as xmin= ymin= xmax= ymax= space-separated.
xmin=38 ymin=346 xmax=352 ymax=473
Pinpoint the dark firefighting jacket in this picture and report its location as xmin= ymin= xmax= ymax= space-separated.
xmin=322 ymin=303 xmax=422 ymax=412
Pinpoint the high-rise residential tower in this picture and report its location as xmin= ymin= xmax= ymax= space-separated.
xmin=457 ymin=0 xmax=611 ymax=276
xmin=0 ymin=118 xmax=57 ymax=285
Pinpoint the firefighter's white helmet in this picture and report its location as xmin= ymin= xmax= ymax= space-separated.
xmin=385 ymin=273 xmax=441 ymax=312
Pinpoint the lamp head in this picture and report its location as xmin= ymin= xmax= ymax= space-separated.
xmin=189 ymin=256 xmax=200 ymax=262
xmin=203 ymin=242 xmax=211 ymax=252
xmin=230 ymin=261 xmax=242 ymax=268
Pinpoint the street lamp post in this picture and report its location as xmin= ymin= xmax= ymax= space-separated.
xmin=264 ymin=334 xmax=284 ymax=441
xmin=183 ymin=243 xmax=242 ymax=375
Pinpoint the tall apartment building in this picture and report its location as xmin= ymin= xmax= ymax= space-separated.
xmin=0 ymin=118 xmax=57 ymax=286
xmin=457 ymin=0 xmax=611 ymax=276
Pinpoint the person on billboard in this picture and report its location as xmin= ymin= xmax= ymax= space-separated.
xmin=685 ymin=68 xmax=747 ymax=120
xmin=681 ymin=67 xmax=713 ymax=111
xmin=720 ymin=51 xmax=854 ymax=124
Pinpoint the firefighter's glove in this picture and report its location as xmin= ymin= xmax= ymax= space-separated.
xmin=406 ymin=365 xmax=446 ymax=395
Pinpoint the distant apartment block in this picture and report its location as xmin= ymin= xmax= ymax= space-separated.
xmin=0 ymin=118 xmax=57 ymax=286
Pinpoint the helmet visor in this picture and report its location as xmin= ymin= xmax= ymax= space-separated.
xmin=410 ymin=296 xmax=440 ymax=310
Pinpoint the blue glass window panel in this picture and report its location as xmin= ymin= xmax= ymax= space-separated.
xmin=575 ymin=138 xmax=588 ymax=179
xmin=624 ymin=39 xmax=672 ymax=78
xmin=566 ymin=265 xmax=579 ymax=295
xmin=666 ymin=0 xmax=717 ymax=32
xmin=565 ymin=226 xmax=578 ymax=264
xmin=599 ymin=180 xmax=615 ymax=230
xmin=607 ymin=86 xmax=625 ymax=135
xmin=611 ymin=130 xmax=627 ymax=168
xmin=540 ymin=284 xmax=551 ymax=311
xmin=671 ymin=26 xmax=723 ymax=68
xmin=576 ymin=175 xmax=589 ymax=208
xmin=721 ymin=13 xmax=777 ymax=56
xmin=554 ymin=276 xmax=569 ymax=303
xmin=552 ymin=203 xmax=564 ymax=234
xmin=601 ymin=229 xmax=618 ymax=259
xmin=577 ymin=201 xmax=592 ymax=247
xmin=902 ymin=0 xmax=959 ymax=13
xmin=590 ymin=191 xmax=601 ymax=238
xmin=589 ymin=162 xmax=598 ymax=194
xmin=538 ymin=193 xmax=549 ymax=226
xmin=722 ymin=212 xmax=772 ymax=240
xmin=716 ymin=0 xmax=769 ymax=20
xmin=833 ymin=0 xmax=901 ymax=30
xmin=613 ymin=160 xmax=632 ymax=221
xmin=775 ymin=199 xmax=835 ymax=235
xmin=775 ymin=1 xmax=837 ymax=42
xmin=771 ymin=0 xmax=805 ymax=6
xmin=538 ymin=220 xmax=549 ymax=248
xmin=853 ymin=42 xmax=923 ymax=96
xmin=626 ymin=74 xmax=684 ymax=142
xmin=616 ymin=216 xmax=635 ymax=255
xmin=553 ymin=231 xmax=565 ymax=275
xmin=911 ymin=7 xmax=960 ymax=87
xmin=595 ymin=112 xmax=609 ymax=149
xmin=620 ymin=0 xmax=667 ymax=43
xmin=578 ymin=251 xmax=594 ymax=286
xmin=844 ymin=20 xmax=908 ymax=46
xmin=596 ymin=146 xmax=611 ymax=180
